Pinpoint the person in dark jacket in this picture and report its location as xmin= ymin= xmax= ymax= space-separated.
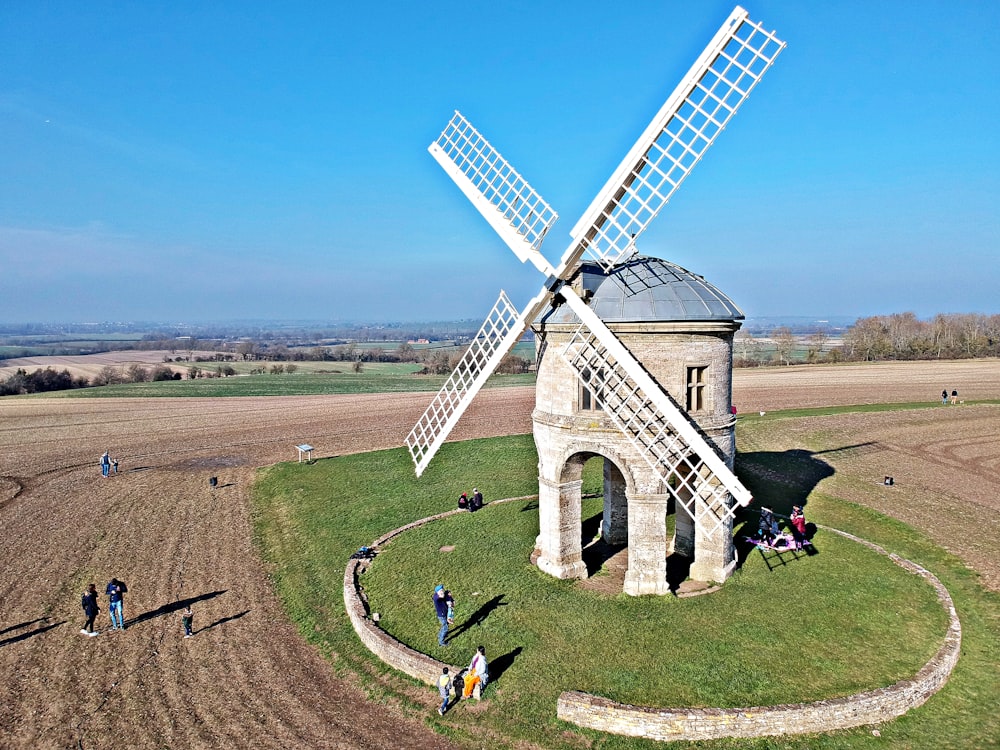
xmin=106 ymin=578 xmax=127 ymax=630
xmin=470 ymin=488 xmax=484 ymax=512
xmin=81 ymin=583 xmax=100 ymax=636
xmin=433 ymin=584 xmax=450 ymax=646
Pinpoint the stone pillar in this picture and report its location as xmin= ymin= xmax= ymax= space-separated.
xmin=535 ymin=477 xmax=588 ymax=580
xmin=623 ymin=493 xmax=669 ymax=596
xmin=672 ymin=482 xmax=695 ymax=558
xmin=689 ymin=501 xmax=737 ymax=583
xmin=602 ymin=459 xmax=628 ymax=545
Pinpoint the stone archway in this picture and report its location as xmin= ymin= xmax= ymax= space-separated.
xmin=533 ymin=441 xmax=674 ymax=596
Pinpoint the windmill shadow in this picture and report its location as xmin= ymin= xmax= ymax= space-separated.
xmin=197 ymin=609 xmax=250 ymax=634
xmin=447 ymin=595 xmax=507 ymax=641
xmin=666 ymin=554 xmax=693 ymax=594
xmin=127 ymin=590 xmax=227 ymax=629
xmin=0 ymin=618 xmax=66 ymax=647
xmin=731 ymin=445 xmax=863 ymax=569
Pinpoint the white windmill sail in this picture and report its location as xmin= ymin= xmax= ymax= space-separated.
xmin=406 ymin=114 xmax=560 ymax=475
xmin=560 ymin=5 xmax=785 ymax=273
xmin=429 ymin=111 xmax=559 ymax=266
xmin=408 ymin=5 xmax=785 ymax=532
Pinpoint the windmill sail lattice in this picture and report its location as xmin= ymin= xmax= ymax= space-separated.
xmin=406 ymin=290 xmax=525 ymax=476
xmin=565 ymin=6 xmax=785 ymax=272
xmin=560 ymin=322 xmax=745 ymax=535
xmin=429 ymin=111 xmax=559 ymax=266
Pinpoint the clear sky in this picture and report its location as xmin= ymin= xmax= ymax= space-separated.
xmin=1 ymin=1 xmax=997 ymax=325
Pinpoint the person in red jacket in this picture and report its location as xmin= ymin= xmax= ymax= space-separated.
xmin=790 ymin=505 xmax=807 ymax=549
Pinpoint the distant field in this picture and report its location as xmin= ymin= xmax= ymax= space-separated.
xmin=1 ymin=343 xmax=537 ymax=385
xmin=37 ymin=371 xmax=535 ymax=397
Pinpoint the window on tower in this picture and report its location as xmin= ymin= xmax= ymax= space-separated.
xmin=686 ymin=365 xmax=708 ymax=412
xmin=579 ymin=367 xmax=605 ymax=412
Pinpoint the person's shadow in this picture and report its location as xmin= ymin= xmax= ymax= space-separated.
xmin=0 ymin=618 xmax=66 ymax=648
xmin=489 ymin=645 xmax=523 ymax=684
xmin=197 ymin=609 xmax=250 ymax=634
xmin=447 ymin=594 xmax=507 ymax=641
xmin=126 ymin=590 xmax=227 ymax=629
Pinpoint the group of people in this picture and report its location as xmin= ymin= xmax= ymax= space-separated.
xmin=756 ymin=505 xmax=808 ymax=550
xmin=99 ymin=450 xmax=120 ymax=477
xmin=80 ymin=578 xmax=196 ymax=638
xmin=941 ymin=388 xmax=959 ymax=405
xmin=80 ymin=577 xmax=128 ymax=636
xmin=432 ymin=585 xmax=489 ymax=715
xmin=457 ymin=487 xmax=484 ymax=512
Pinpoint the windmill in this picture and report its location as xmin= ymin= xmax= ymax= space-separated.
xmin=406 ymin=6 xmax=785 ymax=591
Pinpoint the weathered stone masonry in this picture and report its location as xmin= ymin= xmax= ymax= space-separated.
xmin=345 ymin=509 xmax=961 ymax=742
xmin=556 ymin=526 xmax=962 ymax=741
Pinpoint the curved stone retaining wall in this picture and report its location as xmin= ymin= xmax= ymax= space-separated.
xmin=556 ymin=526 xmax=962 ymax=741
xmin=343 ymin=497 xmax=534 ymax=686
xmin=345 ymin=504 xmax=961 ymax=741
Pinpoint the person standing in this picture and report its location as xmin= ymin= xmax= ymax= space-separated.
xmin=100 ymin=451 xmax=111 ymax=478
xmin=81 ymin=583 xmax=100 ymax=636
xmin=942 ymin=389 xmax=949 ymax=405
xmin=462 ymin=645 xmax=489 ymax=700
xmin=789 ymin=505 xmax=807 ymax=549
xmin=951 ymin=389 xmax=958 ymax=405
xmin=182 ymin=606 xmax=194 ymax=638
xmin=106 ymin=578 xmax=127 ymax=630
xmin=436 ymin=666 xmax=452 ymax=716
xmin=433 ymin=585 xmax=449 ymax=646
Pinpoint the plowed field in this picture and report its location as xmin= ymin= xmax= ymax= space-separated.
xmin=1 ymin=359 xmax=998 ymax=749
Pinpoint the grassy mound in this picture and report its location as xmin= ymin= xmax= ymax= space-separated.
xmin=251 ymin=429 xmax=999 ymax=748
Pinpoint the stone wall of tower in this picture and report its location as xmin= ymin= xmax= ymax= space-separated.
xmin=534 ymin=320 xmax=739 ymax=466
xmin=532 ymin=316 xmax=741 ymax=588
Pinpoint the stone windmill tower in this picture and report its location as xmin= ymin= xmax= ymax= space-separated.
xmin=406 ymin=6 xmax=784 ymax=595
xmin=532 ymin=257 xmax=745 ymax=593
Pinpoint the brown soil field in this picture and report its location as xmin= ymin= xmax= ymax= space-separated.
xmin=0 ymin=350 xmax=221 ymax=381
xmin=1 ymin=359 xmax=998 ymax=748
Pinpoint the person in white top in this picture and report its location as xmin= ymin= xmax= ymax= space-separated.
xmin=462 ymin=645 xmax=489 ymax=700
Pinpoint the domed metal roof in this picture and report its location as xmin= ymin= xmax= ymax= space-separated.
xmin=546 ymin=256 xmax=743 ymax=324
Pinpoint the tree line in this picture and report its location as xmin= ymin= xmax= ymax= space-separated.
xmin=733 ymin=312 xmax=1000 ymax=366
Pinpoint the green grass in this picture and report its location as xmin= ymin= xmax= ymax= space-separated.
xmin=252 ymin=424 xmax=1000 ymax=749
xmin=35 ymin=371 xmax=535 ymax=397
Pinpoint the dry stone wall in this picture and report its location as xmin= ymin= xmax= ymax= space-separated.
xmin=345 ymin=505 xmax=961 ymax=743
xmin=556 ymin=526 xmax=962 ymax=741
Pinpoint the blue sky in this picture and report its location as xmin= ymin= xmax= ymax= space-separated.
xmin=1 ymin=1 xmax=997 ymax=325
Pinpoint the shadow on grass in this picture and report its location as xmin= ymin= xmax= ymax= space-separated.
xmin=127 ymin=589 xmax=227 ymax=629
xmin=448 ymin=595 xmax=507 ymax=640
xmin=734 ymin=446 xmax=843 ymax=569
xmin=489 ymin=645 xmax=523 ymax=684
xmin=0 ymin=618 xmax=66 ymax=647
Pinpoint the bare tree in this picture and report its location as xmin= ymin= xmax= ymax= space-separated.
xmin=773 ymin=327 xmax=797 ymax=366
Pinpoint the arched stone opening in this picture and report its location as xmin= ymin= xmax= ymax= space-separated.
xmin=535 ymin=444 xmax=674 ymax=595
